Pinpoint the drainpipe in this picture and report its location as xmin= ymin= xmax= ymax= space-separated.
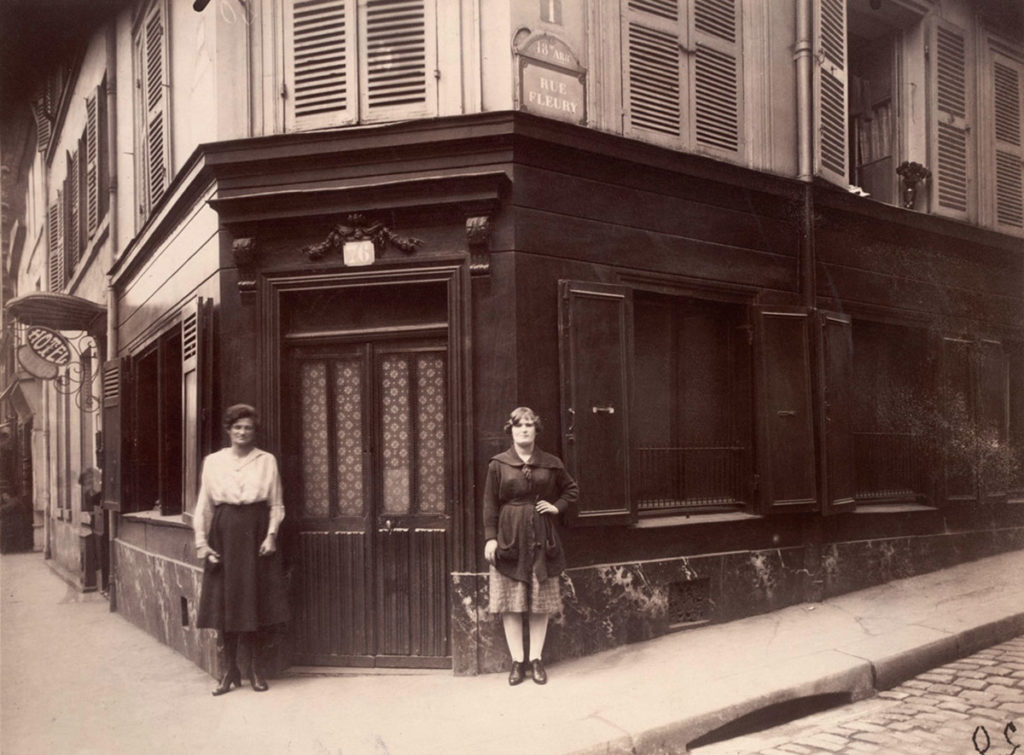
xmin=795 ymin=0 xmax=824 ymax=603
xmin=104 ymin=16 xmax=119 ymax=611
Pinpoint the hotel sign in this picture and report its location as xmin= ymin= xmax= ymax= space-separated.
xmin=517 ymin=34 xmax=585 ymax=125
xmin=18 ymin=326 xmax=73 ymax=380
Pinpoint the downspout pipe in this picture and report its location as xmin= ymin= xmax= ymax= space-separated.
xmin=104 ymin=16 xmax=119 ymax=611
xmin=795 ymin=0 xmax=814 ymax=182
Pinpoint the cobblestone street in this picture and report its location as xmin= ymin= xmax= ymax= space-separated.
xmin=693 ymin=635 xmax=1024 ymax=755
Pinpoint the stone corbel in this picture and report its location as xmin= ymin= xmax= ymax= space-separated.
xmin=466 ymin=216 xmax=491 ymax=275
xmin=233 ymin=237 xmax=258 ymax=295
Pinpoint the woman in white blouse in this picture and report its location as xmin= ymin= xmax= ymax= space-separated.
xmin=194 ymin=404 xmax=289 ymax=695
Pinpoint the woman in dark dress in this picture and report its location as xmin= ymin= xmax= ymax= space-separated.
xmin=483 ymin=407 xmax=578 ymax=685
xmin=194 ymin=405 xmax=289 ymax=695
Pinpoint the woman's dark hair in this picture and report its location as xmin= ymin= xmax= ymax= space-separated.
xmin=224 ymin=404 xmax=260 ymax=430
xmin=503 ymin=406 xmax=542 ymax=435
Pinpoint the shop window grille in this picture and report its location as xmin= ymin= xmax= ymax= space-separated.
xmin=668 ymin=577 xmax=710 ymax=629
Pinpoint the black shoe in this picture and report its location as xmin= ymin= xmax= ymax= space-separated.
xmin=249 ymin=667 xmax=269 ymax=692
xmin=530 ymin=659 xmax=547 ymax=685
xmin=508 ymin=661 xmax=526 ymax=686
xmin=212 ymin=668 xmax=241 ymax=696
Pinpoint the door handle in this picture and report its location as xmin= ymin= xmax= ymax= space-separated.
xmin=592 ymin=405 xmax=615 ymax=415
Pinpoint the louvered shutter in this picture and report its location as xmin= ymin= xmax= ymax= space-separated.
xmin=359 ymin=0 xmax=436 ymax=122
xmin=990 ymin=53 xmax=1023 ymax=233
xmin=813 ymin=0 xmax=848 ymax=187
xmin=47 ymin=200 xmax=63 ymax=292
xmin=138 ymin=2 xmax=170 ymax=219
xmin=97 ymin=80 xmax=109 ymax=223
xmin=31 ymin=98 xmax=51 ymax=154
xmin=65 ymin=151 xmax=80 ymax=270
xmin=285 ymin=0 xmax=357 ymax=130
xmin=85 ymin=93 xmax=99 ymax=236
xmin=181 ymin=297 xmax=210 ymax=520
xmin=690 ymin=0 xmax=741 ymax=155
xmin=930 ymin=21 xmax=972 ymax=220
xmin=77 ymin=133 xmax=88 ymax=253
xmin=623 ymin=0 xmax=684 ymax=144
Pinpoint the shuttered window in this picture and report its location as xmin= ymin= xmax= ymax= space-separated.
xmin=813 ymin=0 xmax=848 ymax=187
xmin=85 ymin=93 xmax=100 ymax=235
xmin=989 ymin=52 xmax=1024 ymax=233
xmin=284 ymin=0 xmax=436 ymax=131
xmin=622 ymin=0 xmax=743 ymax=158
xmin=134 ymin=1 xmax=171 ymax=225
xmin=65 ymin=150 xmax=80 ymax=271
xmin=47 ymin=199 xmax=64 ymax=292
xmin=930 ymin=21 xmax=972 ymax=220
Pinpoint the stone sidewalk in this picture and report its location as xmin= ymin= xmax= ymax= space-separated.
xmin=3 ymin=547 xmax=1024 ymax=754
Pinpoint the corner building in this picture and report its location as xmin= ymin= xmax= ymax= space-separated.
xmin=2 ymin=0 xmax=1023 ymax=676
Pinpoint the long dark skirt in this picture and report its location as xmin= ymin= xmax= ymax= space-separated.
xmin=197 ymin=502 xmax=290 ymax=632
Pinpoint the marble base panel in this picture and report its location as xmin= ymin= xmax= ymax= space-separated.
xmin=112 ymin=541 xmax=219 ymax=676
xmin=451 ymin=547 xmax=807 ymax=675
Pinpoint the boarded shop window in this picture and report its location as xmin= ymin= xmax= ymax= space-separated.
xmin=284 ymin=0 xmax=437 ymax=132
xmin=622 ymin=0 xmax=743 ymax=159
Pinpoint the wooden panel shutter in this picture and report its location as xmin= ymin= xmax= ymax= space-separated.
xmin=285 ymin=0 xmax=357 ymax=130
xmin=978 ymin=340 xmax=1009 ymax=501
xmin=47 ymin=199 xmax=63 ymax=292
xmin=930 ymin=20 xmax=972 ymax=220
xmin=756 ymin=307 xmax=817 ymax=512
xmin=101 ymin=358 xmax=130 ymax=511
xmin=940 ymin=336 xmax=975 ymax=503
xmin=181 ymin=297 xmax=210 ymax=521
xmin=359 ymin=0 xmax=435 ymax=122
xmin=817 ymin=311 xmax=855 ymax=513
xmin=558 ymin=280 xmax=634 ymax=525
xmin=990 ymin=52 xmax=1024 ymax=233
xmin=690 ymin=0 xmax=742 ymax=155
xmin=141 ymin=2 xmax=170 ymax=215
xmin=623 ymin=0 xmax=683 ymax=143
xmin=813 ymin=0 xmax=848 ymax=187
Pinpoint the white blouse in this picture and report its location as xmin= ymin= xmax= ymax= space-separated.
xmin=193 ymin=447 xmax=285 ymax=553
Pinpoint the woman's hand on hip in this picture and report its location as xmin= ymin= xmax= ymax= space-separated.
xmin=535 ymin=499 xmax=558 ymax=515
xmin=484 ymin=538 xmax=497 ymax=565
xmin=259 ymin=534 xmax=277 ymax=556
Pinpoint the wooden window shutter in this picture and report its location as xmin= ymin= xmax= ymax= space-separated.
xmin=690 ymin=0 xmax=742 ymax=155
xmin=756 ymin=307 xmax=817 ymax=512
xmin=85 ymin=92 xmax=99 ymax=236
xmin=139 ymin=2 xmax=170 ymax=217
xmin=181 ymin=297 xmax=210 ymax=520
xmin=47 ymin=200 xmax=63 ymax=292
xmin=558 ymin=280 xmax=634 ymax=525
xmin=930 ymin=21 xmax=972 ymax=220
xmin=817 ymin=311 xmax=855 ymax=513
xmin=359 ymin=0 xmax=436 ymax=122
xmin=101 ymin=358 xmax=129 ymax=511
xmin=285 ymin=0 xmax=357 ymax=130
xmin=990 ymin=54 xmax=1023 ymax=233
xmin=623 ymin=0 xmax=683 ymax=142
xmin=813 ymin=0 xmax=848 ymax=187
xmin=31 ymin=98 xmax=52 ymax=154
xmin=65 ymin=151 xmax=80 ymax=270
xmin=77 ymin=133 xmax=88 ymax=254
xmin=97 ymin=79 xmax=110 ymax=223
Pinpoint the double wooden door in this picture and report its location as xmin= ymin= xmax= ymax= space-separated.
xmin=285 ymin=336 xmax=451 ymax=667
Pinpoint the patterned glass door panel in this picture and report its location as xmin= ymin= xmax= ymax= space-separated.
xmin=291 ymin=349 xmax=373 ymax=666
xmin=374 ymin=343 xmax=450 ymax=666
xmin=288 ymin=339 xmax=450 ymax=667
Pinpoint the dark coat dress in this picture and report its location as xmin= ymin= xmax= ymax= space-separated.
xmin=483 ymin=446 xmax=579 ymax=583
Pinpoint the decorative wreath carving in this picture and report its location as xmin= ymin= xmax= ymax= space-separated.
xmin=303 ymin=214 xmax=423 ymax=261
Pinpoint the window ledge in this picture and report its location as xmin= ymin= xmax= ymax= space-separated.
xmin=852 ymin=503 xmax=937 ymax=515
xmin=632 ymin=511 xmax=761 ymax=529
xmin=120 ymin=510 xmax=191 ymax=529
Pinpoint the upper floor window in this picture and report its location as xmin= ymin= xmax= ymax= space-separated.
xmin=816 ymin=0 xmax=1024 ymax=236
xmin=283 ymin=0 xmax=438 ymax=132
xmin=133 ymin=0 xmax=171 ymax=227
xmin=622 ymin=0 xmax=743 ymax=160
